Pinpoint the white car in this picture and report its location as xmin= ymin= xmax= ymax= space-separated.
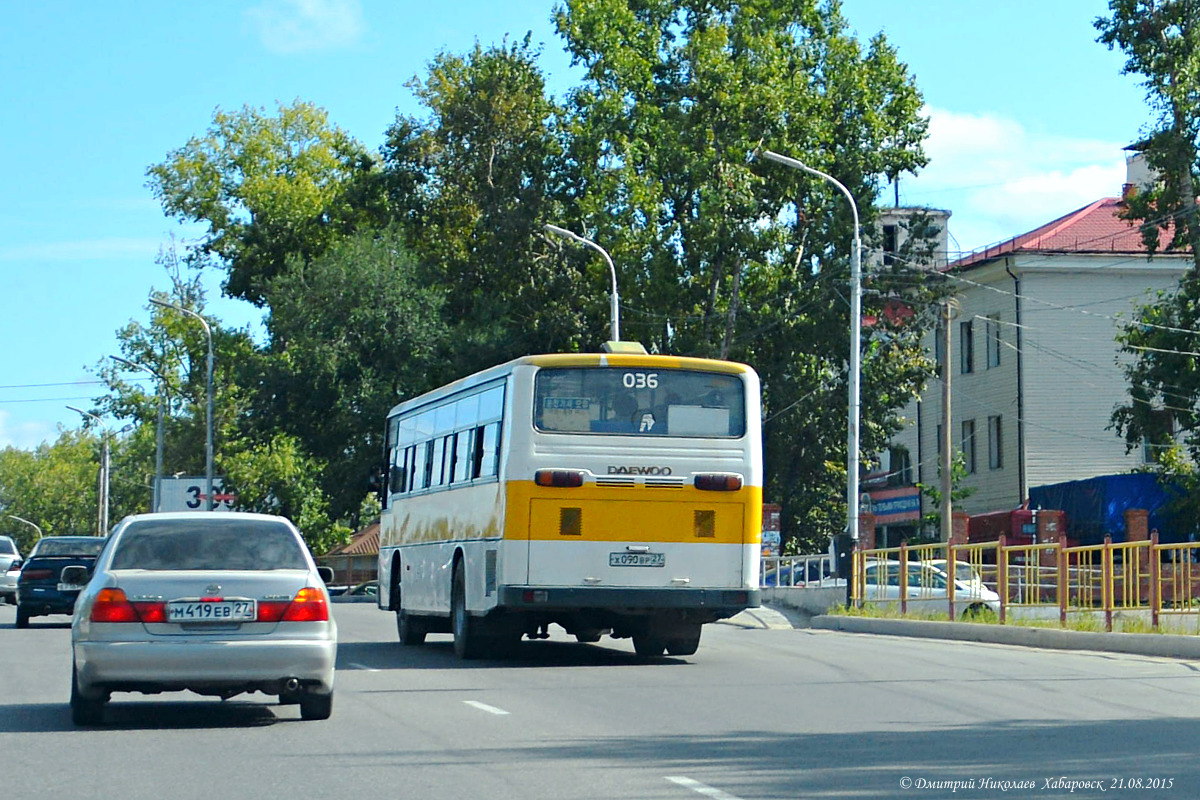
xmin=69 ymin=512 xmax=337 ymax=725
xmin=0 ymin=535 xmax=21 ymax=604
xmin=861 ymin=560 xmax=1001 ymax=616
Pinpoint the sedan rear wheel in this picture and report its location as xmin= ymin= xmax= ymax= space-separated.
xmin=299 ymin=690 xmax=333 ymax=721
xmin=70 ymin=661 xmax=106 ymax=726
xmin=15 ymin=606 xmax=29 ymax=628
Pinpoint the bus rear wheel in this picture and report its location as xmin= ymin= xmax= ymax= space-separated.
xmin=632 ymin=635 xmax=666 ymax=657
xmin=397 ymin=607 xmax=427 ymax=645
xmin=451 ymin=562 xmax=486 ymax=660
xmin=665 ymin=625 xmax=702 ymax=656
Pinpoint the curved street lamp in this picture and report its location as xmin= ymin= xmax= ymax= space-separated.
xmin=111 ymin=355 xmax=168 ymax=512
xmin=66 ymin=406 xmax=110 ymax=535
xmin=150 ymin=298 xmax=214 ymax=511
xmin=759 ymin=149 xmax=864 ymax=548
xmin=7 ymin=514 xmax=43 ymax=542
xmin=543 ymin=223 xmax=621 ymax=343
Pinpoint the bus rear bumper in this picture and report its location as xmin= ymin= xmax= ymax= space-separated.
xmin=498 ymin=586 xmax=760 ymax=616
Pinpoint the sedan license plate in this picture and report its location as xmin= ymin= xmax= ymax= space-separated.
xmin=609 ymin=552 xmax=665 ymax=568
xmin=167 ymin=600 xmax=256 ymax=622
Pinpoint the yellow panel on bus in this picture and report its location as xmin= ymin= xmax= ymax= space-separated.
xmin=507 ymin=481 xmax=762 ymax=545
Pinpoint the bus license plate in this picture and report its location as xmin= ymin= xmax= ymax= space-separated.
xmin=609 ymin=552 xmax=665 ymax=568
xmin=168 ymin=600 xmax=256 ymax=622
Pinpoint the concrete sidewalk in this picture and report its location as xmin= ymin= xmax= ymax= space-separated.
xmin=725 ymin=602 xmax=1200 ymax=660
xmin=811 ymin=613 xmax=1200 ymax=660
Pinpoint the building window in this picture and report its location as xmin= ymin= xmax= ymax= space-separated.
xmin=936 ymin=424 xmax=942 ymax=456
xmin=986 ymin=314 xmax=1001 ymax=369
xmin=988 ymin=415 xmax=1003 ymax=470
xmin=934 ymin=324 xmax=945 ymax=371
xmin=960 ymin=320 xmax=974 ymax=374
xmin=961 ymin=419 xmax=976 ymax=474
xmin=882 ymin=224 xmax=898 ymax=267
xmin=888 ymin=447 xmax=913 ymax=486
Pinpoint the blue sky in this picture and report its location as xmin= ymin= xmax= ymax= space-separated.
xmin=0 ymin=0 xmax=1148 ymax=449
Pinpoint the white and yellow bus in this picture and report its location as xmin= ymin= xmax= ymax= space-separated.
xmin=376 ymin=348 xmax=762 ymax=658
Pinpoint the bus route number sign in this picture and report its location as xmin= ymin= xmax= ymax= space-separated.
xmin=609 ymin=551 xmax=665 ymax=568
xmin=622 ymin=372 xmax=658 ymax=389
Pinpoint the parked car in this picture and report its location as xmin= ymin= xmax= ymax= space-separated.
xmin=69 ymin=512 xmax=338 ymax=726
xmin=0 ymin=535 xmax=22 ymax=604
xmin=922 ymin=558 xmax=991 ymax=595
xmin=15 ymin=536 xmax=107 ymax=627
xmin=862 ymin=560 xmax=1001 ymax=616
xmin=762 ymin=560 xmax=834 ymax=587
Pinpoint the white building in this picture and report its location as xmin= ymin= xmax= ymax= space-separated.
xmin=882 ymin=155 xmax=1191 ymax=538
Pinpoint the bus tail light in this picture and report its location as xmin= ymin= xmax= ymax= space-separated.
xmin=535 ymin=470 xmax=585 ymax=488
xmin=693 ymin=473 xmax=743 ymax=492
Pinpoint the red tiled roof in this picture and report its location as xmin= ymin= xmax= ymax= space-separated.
xmin=323 ymin=522 xmax=379 ymax=557
xmin=950 ymin=197 xmax=1174 ymax=271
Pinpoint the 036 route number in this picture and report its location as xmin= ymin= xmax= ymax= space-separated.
xmin=622 ymin=372 xmax=658 ymax=389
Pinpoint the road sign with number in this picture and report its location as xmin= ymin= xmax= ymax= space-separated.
xmin=156 ymin=477 xmax=236 ymax=512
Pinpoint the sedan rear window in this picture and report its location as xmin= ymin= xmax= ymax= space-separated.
xmin=32 ymin=538 xmax=106 ymax=557
xmin=110 ymin=519 xmax=308 ymax=571
xmin=0 ymin=539 xmax=17 ymax=555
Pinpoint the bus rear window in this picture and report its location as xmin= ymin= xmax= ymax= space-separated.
xmin=534 ymin=368 xmax=745 ymax=437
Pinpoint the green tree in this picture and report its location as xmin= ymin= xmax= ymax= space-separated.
xmin=1100 ymin=2 xmax=1200 ymax=496
xmin=0 ymin=430 xmax=112 ymax=544
xmin=147 ymin=100 xmax=375 ymax=306
xmin=376 ymin=37 xmax=591 ymax=368
xmin=1097 ymin=0 xmax=1200 ymax=264
xmin=554 ymin=0 xmax=941 ymax=550
xmin=221 ymin=432 xmax=351 ymax=556
xmin=252 ymin=226 xmax=450 ymax=520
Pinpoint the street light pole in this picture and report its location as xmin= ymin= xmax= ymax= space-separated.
xmin=66 ymin=406 xmax=110 ymax=535
xmin=7 ymin=514 xmax=43 ymax=542
xmin=760 ymin=149 xmax=864 ymax=547
xmin=543 ymin=223 xmax=621 ymax=342
xmin=111 ymin=355 xmax=168 ymax=512
xmin=151 ymin=298 xmax=214 ymax=511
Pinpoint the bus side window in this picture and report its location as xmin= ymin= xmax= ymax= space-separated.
xmin=423 ymin=440 xmax=435 ymax=488
xmin=431 ymin=438 xmax=446 ymax=487
xmin=479 ymin=422 xmax=500 ymax=479
xmin=441 ymin=434 xmax=454 ymax=485
xmin=412 ymin=442 xmax=427 ymax=492
xmin=454 ymin=429 xmax=473 ymax=483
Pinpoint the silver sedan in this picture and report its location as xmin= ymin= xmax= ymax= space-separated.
xmin=69 ymin=512 xmax=337 ymax=725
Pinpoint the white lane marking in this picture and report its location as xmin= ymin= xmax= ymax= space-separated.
xmin=665 ymin=776 xmax=744 ymax=800
xmin=347 ymin=663 xmax=380 ymax=672
xmin=463 ymin=700 xmax=510 ymax=715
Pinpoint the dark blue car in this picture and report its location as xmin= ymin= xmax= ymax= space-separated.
xmin=15 ymin=536 xmax=107 ymax=628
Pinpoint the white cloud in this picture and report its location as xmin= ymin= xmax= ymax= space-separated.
xmin=244 ymin=0 xmax=364 ymax=54
xmin=0 ymin=410 xmax=59 ymax=451
xmin=0 ymin=237 xmax=163 ymax=262
xmin=902 ymin=108 xmax=1129 ymax=254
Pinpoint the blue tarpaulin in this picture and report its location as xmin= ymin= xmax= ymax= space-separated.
xmin=1028 ymin=473 xmax=1187 ymax=545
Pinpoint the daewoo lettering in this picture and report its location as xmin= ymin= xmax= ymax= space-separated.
xmin=607 ymin=466 xmax=672 ymax=475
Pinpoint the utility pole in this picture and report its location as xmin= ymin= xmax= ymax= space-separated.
xmin=940 ymin=300 xmax=958 ymax=543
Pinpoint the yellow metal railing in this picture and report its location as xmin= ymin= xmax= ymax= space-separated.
xmin=839 ymin=533 xmax=1200 ymax=632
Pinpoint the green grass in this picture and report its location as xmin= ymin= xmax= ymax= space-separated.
xmin=828 ymin=603 xmax=1179 ymax=634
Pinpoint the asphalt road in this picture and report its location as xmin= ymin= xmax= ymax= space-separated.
xmin=4 ymin=602 xmax=1200 ymax=799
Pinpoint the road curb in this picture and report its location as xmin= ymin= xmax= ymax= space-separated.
xmin=811 ymin=614 xmax=1200 ymax=659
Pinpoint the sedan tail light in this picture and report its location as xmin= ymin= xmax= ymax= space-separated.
xmin=90 ymin=588 xmax=167 ymax=623
xmin=21 ymin=568 xmax=54 ymax=581
xmin=257 ymin=587 xmax=329 ymax=623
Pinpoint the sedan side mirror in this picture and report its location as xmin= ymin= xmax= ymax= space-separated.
xmin=317 ymin=566 xmax=335 ymax=584
xmin=59 ymin=565 xmax=90 ymax=589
